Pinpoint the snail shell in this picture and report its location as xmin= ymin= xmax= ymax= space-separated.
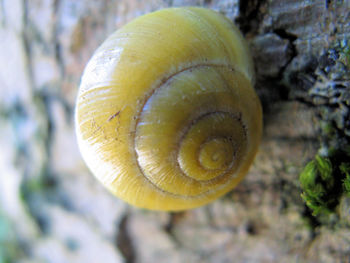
xmin=75 ymin=7 xmax=262 ymax=211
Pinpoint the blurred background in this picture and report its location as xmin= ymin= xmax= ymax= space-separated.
xmin=0 ymin=0 xmax=349 ymax=262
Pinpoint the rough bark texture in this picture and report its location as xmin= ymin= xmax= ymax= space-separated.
xmin=0 ymin=0 xmax=349 ymax=262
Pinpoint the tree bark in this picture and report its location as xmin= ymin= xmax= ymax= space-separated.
xmin=0 ymin=0 xmax=349 ymax=262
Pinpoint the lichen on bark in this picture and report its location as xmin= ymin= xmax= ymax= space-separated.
xmin=0 ymin=0 xmax=349 ymax=262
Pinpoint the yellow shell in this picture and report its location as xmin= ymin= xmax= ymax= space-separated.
xmin=75 ymin=7 xmax=262 ymax=211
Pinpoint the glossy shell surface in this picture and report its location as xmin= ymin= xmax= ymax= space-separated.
xmin=75 ymin=7 xmax=262 ymax=211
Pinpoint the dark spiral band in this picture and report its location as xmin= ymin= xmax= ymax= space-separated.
xmin=132 ymin=64 xmax=249 ymax=198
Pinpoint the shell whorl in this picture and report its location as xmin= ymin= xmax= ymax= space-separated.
xmin=75 ymin=7 xmax=262 ymax=211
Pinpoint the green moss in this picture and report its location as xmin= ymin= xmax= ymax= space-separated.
xmin=300 ymin=155 xmax=335 ymax=216
xmin=338 ymin=39 xmax=350 ymax=67
xmin=341 ymin=163 xmax=350 ymax=196
xmin=299 ymin=149 xmax=350 ymax=219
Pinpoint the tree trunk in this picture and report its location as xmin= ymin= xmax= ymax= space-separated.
xmin=0 ymin=0 xmax=349 ymax=262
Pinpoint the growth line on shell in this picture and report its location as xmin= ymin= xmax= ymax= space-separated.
xmin=177 ymin=111 xmax=247 ymax=177
xmin=130 ymin=64 xmax=247 ymax=198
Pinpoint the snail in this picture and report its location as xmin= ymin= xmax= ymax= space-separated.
xmin=75 ymin=7 xmax=262 ymax=211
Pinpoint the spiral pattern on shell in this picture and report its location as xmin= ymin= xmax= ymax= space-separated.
xmin=75 ymin=7 xmax=262 ymax=211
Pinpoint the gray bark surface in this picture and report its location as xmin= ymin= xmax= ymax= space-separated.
xmin=0 ymin=0 xmax=349 ymax=262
